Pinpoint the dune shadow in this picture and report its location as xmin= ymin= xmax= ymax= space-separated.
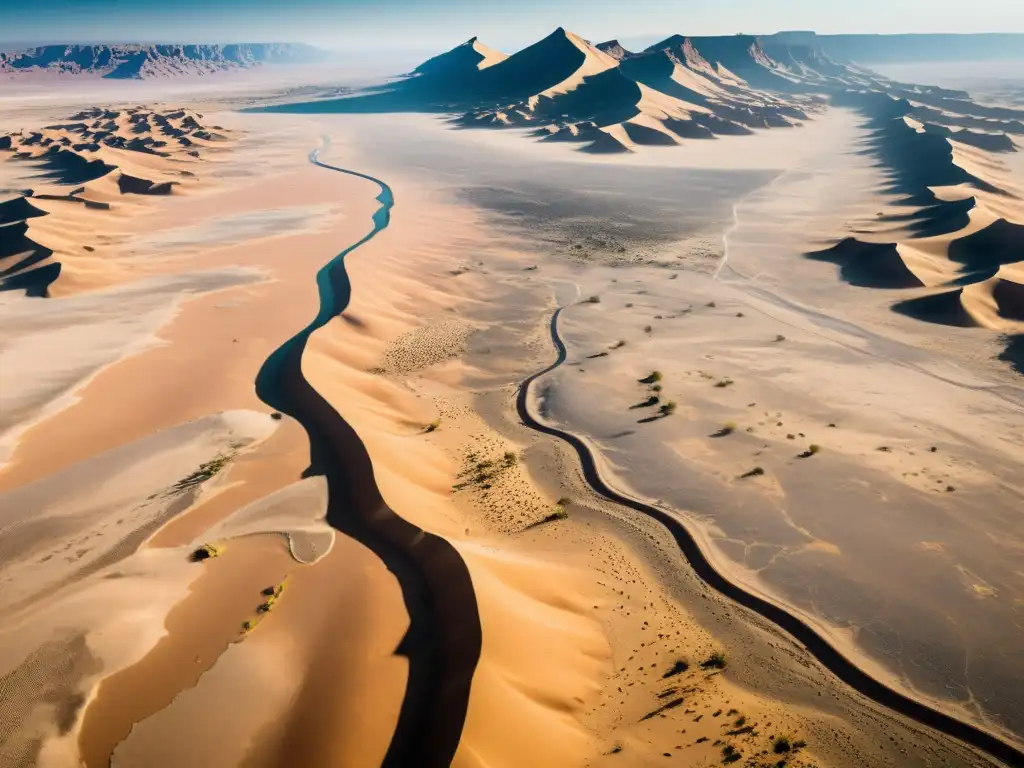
xmin=806 ymin=237 xmax=923 ymax=289
xmin=999 ymin=334 xmax=1024 ymax=375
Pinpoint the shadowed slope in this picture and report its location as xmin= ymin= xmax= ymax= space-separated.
xmin=806 ymin=238 xmax=924 ymax=288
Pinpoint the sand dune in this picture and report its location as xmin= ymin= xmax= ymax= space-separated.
xmin=595 ymin=39 xmax=633 ymax=61
xmin=412 ymin=36 xmax=508 ymax=78
xmin=815 ymin=73 xmax=1024 ymax=369
xmin=806 ymin=237 xmax=925 ymax=288
xmin=1 ymin=106 xmax=234 ymax=296
xmin=259 ymin=27 xmax=853 ymax=153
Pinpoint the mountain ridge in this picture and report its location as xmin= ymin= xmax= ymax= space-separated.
xmin=0 ymin=43 xmax=325 ymax=79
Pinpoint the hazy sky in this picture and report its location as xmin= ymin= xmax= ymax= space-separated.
xmin=3 ymin=0 xmax=1023 ymax=51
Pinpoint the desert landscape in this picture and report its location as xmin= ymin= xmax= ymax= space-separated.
xmin=1 ymin=9 xmax=1023 ymax=768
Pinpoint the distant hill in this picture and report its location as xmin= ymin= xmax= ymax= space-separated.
xmin=259 ymin=28 xmax=872 ymax=152
xmin=0 ymin=43 xmax=326 ymax=79
xmin=764 ymin=32 xmax=1024 ymax=63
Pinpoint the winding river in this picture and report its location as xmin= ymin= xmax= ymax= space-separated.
xmin=517 ymin=306 xmax=1024 ymax=768
xmin=254 ymin=143 xmax=481 ymax=768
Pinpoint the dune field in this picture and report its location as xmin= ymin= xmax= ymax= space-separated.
xmin=1 ymin=26 xmax=1023 ymax=768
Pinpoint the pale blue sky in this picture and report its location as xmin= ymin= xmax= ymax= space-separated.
xmin=2 ymin=0 xmax=1022 ymax=50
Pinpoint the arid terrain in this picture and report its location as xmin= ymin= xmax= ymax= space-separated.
xmin=1 ymin=26 xmax=1023 ymax=768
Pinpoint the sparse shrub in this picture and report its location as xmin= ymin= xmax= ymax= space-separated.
xmin=556 ymin=497 xmax=572 ymax=506
xmin=640 ymin=371 xmax=663 ymax=384
xmin=172 ymin=453 xmax=234 ymax=495
xmin=793 ymin=740 xmax=806 ymax=750
xmin=702 ymin=650 xmax=727 ymax=669
xmin=773 ymin=736 xmax=792 ymax=754
xmin=740 ymin=467 xmax=765 ymax=479
xmin=425 ymin=418 xmax=441 ymax=433
xmin=651 ymin=384 xmax=662 ymax=392
xmin=775 ymin=334 xmax=786 ymax=342
xmin=190 ymin=543 xmax=222 ymax=562
xmin=707 ymin=301 xmax=716 ymax=308
xmin=644 ymin=324 xmax=653 ymax=333
xmin=533 ymin=506 xmax=569 ymax=527
xmin=714 ymin=378 xmax=734 ymax=388
xmin=612 ymin=340 xmax=627 ymax=349
xmin=270 ymin=411 xmax=283 ymax=420
xmin=659 ymin=401 xmax=677 ymax=417
xmin=585 ymin=295 xmax=601 ymax=304
xmin=808 ymin=444 xmax=821 ymax=454
xmin=662 ymin=659 xmax=689 ymax=678
xmin=502 ymin=451 xmax=518 ymax=467
xmin=736 ymin=312 xmax=744 ymax=317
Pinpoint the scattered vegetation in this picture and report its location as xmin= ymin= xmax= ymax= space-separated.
xmin=171 ymin=452 xmax=235 ymax=495
xmin=631 ymin=396 xmax=660 ymax=409
xmin=662 ymin=659 xmax=689 ymax=678
xmin=640 ymin=371 xmax=663 ymax=384
xmin=658 ymin=401 xmax=677 ymax=417
xmin=798 ymin=444 xmax=821 ymax=459
xmin=452 ymin=449 xmax=520 ymax=492
xmin=651 ymin=384 xmax=662 ymax=392
xmin=774 ymin=334 xmax=786 ymax=342
xmin=611 ymin=340 xmax=627 ymax=349
xmin=712 ymin=422 xmax=737 ymax=437
xmin=714 ymin=378 xmax=734 ymax=388
xmin=531 ymin=505 xmax=569 ymax=528
xmin=425 ymin=418 xmax=441 ymax=433
xmin=706 ymin=301 xmax=717 ymax=308
xmin=257 ymin=582 xmax=285 ymax=613
xmin=702 ymin=650 xmax=728 ymax=669
xmin=773 ymin=736 xmax=791 ymax=754
xmin=644 ymin=324 xmax=653 ymax=333
xmin=585 ymin=295 xmax=601 ymax=304
xmin=190 ymin=543 xmax=223 ymax=562
xmin=740 ymin=467 xmax=765 ymax=479
xmin=736 ymin=312 xmax=745 ymax=318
